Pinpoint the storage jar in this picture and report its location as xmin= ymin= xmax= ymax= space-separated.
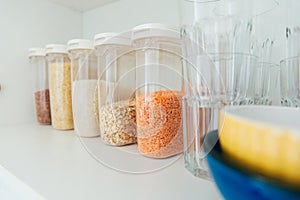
xmin=68 ymin=39 xmax=99 ymax=137
xmin=28 ymin=48 xmax=51 ymax=125
xmin=132 ymin=23 xmax=184 ymax=158
xmin=94 ymin=32 xmax=136 ymax=146
xmin=46 ymin=44 xmax=74 ymax=130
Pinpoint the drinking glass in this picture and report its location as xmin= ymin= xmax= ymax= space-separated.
xmin=280 ymin=57 xmax=300 ymax=107
xmin=253 ymin=62 xmax=280 ymax=105
xmin=181 ymin=52 xmax=258 ymax=178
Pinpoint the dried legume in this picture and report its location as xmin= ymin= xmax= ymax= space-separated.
xmin=136 ymin=90 xmax=183 ymax=158
xmin=34 ymin=89 xmax=51 ymax=125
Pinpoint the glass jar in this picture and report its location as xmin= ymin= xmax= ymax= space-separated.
xmin=132 ymin=23 xmax=184 ymax=158
xmin=94 ymin=32 xmax=136 ymax=146
xmin=46 ymin=44 xmax=74 ymax=130
xmin=28 ymin=48 xmax=51 ymax=125
xmin=68 ymin=39 xmax=99 ymax=137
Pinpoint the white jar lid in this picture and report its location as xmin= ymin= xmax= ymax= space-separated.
xmin=67 ymin=39 xmax=94 ymax=51
xmin=45 ymin=44 xmax=68 ymax=55
xmin=94 ymin=32 xmax=131 ymax=47
xmin=132 ymin=23 xmax=180 ymax=41
xmin=28 ymin=48 xmax=46 ymax=58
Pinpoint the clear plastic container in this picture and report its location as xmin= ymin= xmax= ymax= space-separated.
xmin=94 ymin=32 xmax=136 ymax=146
xmin=46 ymin=44 xmax=74 ymax=130
xmin=132 ymin=23 xmax=184 ymax=158
xmin=28 ymin=48 xmax=51 ymax=125
xmin=68 ymin=39 xmax=99 ymax=137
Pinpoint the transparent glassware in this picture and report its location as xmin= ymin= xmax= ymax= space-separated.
xmin=268 ymin=63 xmax=281 ymax=106
xmin=182 ymin=96 xmax=220 ymax=180
xmin=280 ymin=57 xmax=300 ymax=107
xmin=181 ymin=37 xmax=259 ymax=105
xmin=253 ymin=62 xmax=280 ymax=105
xmin=180 ymin=0 xmax=278 ymax=180
xmin=212 ymin=0 xmax=279 ymax=54
xmin=213 ymin=0 xmax=279 ymax=19
xmin=286 ymin=0 xmax=300 ymax=58
xmin=181 ymin=52 xmax=258 ymax=178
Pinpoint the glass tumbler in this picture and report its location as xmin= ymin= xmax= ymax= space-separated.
xmin=253 ymin=62 xmax=280 ymax=105
xmin=280 ymin=57 xmax=300 ymax=107
xmin=181 ymin=52 xmax=258 ymax=178
xmin=182 ymin=96 xmax=220 ymax=179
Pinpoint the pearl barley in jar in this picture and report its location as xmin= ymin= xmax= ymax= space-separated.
xmin=46 ymin=44 xmax=74 ymax=130
xmin=132 ymin=23 xmax=184 ymax=158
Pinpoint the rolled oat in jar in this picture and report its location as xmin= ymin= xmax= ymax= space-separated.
xmin=132 ymin=23 xmax=184 ymax=158
xmin=28 ymin=48 xmax=51 ymax=125
xmin=94 ymin=32 xmax=137 ymax=146
xmin=46 ymin=44 xmax=74 ymax=130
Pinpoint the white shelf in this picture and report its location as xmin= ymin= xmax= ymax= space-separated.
xmin=0 ymin=124 xmax=222 ymax=200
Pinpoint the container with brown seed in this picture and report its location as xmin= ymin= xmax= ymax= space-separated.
xmin=46 ymin=44 xmax=74 ymax=130
xmin=28 ymin=48 xmax=51 ymax=125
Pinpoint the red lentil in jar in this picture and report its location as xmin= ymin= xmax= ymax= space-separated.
xmin=136 ymin=90 xmax=184 ymax=158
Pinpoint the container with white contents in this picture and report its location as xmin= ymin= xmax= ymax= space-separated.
xmin=28 ymin=48 xmax=51 ymax=125
xmin=94 ymin=32 xmax=136 ymax=146
xmin=68 ymin=39 xmax=99 ymax=137
xmin=132 ymin=23 xmax=184 ymax=158
xmin=46 ymin=44 xmax=74 ymax=130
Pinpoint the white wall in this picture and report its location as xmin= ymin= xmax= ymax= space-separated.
xmin=0 ymin=0 xmax=82 ymax=125
xmin=82 ymin=0 xmax=180 ymax=38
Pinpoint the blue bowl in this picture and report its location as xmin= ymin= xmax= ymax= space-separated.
xmin=204 ymin=130 xmax=300 ymax=200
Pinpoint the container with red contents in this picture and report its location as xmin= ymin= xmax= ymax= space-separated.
xmin=132 ymin=23 xmax=184 ymax=158
xmin=28 ymin=48 xmax=51 ymax=125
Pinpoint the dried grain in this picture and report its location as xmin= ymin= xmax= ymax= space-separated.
xmin=49 ymin=62 xmax=74 ymax=130
xmin=99 ymin=99 xmax=136 ymax=146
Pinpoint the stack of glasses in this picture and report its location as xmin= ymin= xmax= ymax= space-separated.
xmin=180 ymin=0 xmax=280 ymax=179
